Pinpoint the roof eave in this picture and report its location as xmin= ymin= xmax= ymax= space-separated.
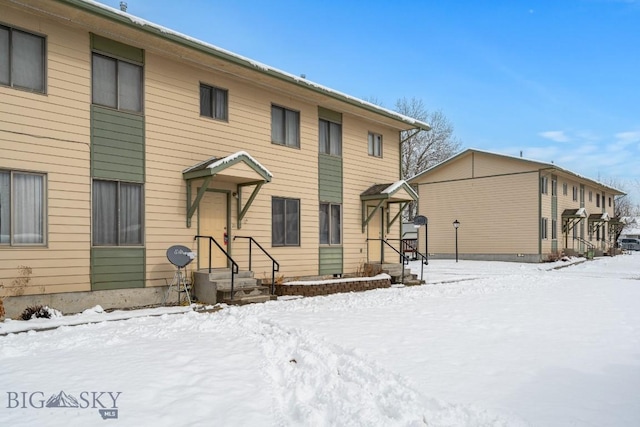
xmin=54 ymin=0 xmax=430 ymax=131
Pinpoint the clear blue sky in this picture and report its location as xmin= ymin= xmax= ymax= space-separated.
xmin=106 ymin=0 xmax=639 ymax=202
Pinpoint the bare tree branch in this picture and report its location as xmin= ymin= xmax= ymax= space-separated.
xmin=395 ymin=97 xmax=462 ymax=219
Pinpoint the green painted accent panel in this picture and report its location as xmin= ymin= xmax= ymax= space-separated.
xmin=318 ymin=106 xmax=342 ymax=123
xmin=91 ymin=105 xmax=144 ymax=182
xmin=91 ymin=33 xmax=144 ymax=63
xmin=319 ymin=246 xmax=343 ymax=275
xmin=91 ymin=247 xmax=145 ymax=290
xmin=319 ymin=154 xmax=342 ymax=203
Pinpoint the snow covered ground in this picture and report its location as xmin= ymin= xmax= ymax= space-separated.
xmin=1 ymin=253 xmax=639 ymax=426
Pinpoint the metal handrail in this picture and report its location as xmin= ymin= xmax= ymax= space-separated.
xmin=194 ymin=235 xmax=239 ymax=300
xmin=233 ymin=236 xmax=280 ymax=295
xmin=367 ymin=238 xmax=412 ymax=284
xmin=385 ymin=238 xmax=428 ymax=282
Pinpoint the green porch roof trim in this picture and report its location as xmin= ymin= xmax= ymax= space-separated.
xmin=561 ymin=208 xmax=587 ymax=218
xmin=183 ymin=151 xmax=272 ymax=228
xmin=360 ymin=181 xmax=417 ymax=232
xmin=182 ymin=151 xmax=272 ymax=182
xmin=360 ymin=180 xmax=418 ymax=201
xmin=55 ymin=0 xmax=430 ymax=132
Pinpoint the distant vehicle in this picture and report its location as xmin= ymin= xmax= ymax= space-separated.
xmin=618 ymin=238 xmax=640 ymax=251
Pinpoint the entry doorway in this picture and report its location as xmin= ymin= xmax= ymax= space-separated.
xmin=367 ymin=205 xmax=383 ymax=262
xmin=198 ymin=190 xmax=229 ymax=269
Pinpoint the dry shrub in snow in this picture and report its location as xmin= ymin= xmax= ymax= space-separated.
xmin=20 ymin=305 xmax=62 ymax=321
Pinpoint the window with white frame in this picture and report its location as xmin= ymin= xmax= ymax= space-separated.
xmin=0 ymin=170 xmax=46 ymax=245
xmin=0 ymin=25 xmax=45 ymax=93
xmin=319 ymin=202 xmax=341 ymax=245
xmin=596 ymin=193 xmax=600 ymax=207
xmin=572 ymin=186 xmax=578 ymax=201
xmin=589 ymin=191 xmax=592 ymax=202
xmin=271 ymin=105 xmax=300 ymax=148
xmin=92 ymin=52 xmax=143 ymax=112
xmin=92 ymin=180 xmax=143 ymax=246
xmin=541 ymin=217 xmax=548 ymax=239
xmin=563 ymin=182 xmax=568 ymax=196
xmin=199 ymin=83 xmax=228 ymax=120
xmin=541 ymin=177 xmax=548 ymax=194
xmin=272 ymin=197 xmax=299 ymax=246
xmin=368 ymin=132 xmax=382 ymax=157
xmin=551 ymin=219 xmax=557 ymax=239
xmin=319 ymin=119 xmax=342 ymax=156
xmin=609 ymin=197 xmax=612 ymax=207
xmin=551 ymin=179 xmax=557 ymax=196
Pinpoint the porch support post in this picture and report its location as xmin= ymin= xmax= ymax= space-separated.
xmin=237 ymin=181 xmax=265 ymax=229
xmin=186 ymin=175 xmax=213 ymax=228
xmin=387 ymin=201 xmax=408 ymax=233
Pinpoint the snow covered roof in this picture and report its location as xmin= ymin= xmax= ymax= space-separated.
xmin=182 ymin=151 xmax=272 ymax=182
xmin=360 ymin=180 xmax=418 ymax=201
xmin=562 ymin=208 xmax=587 ymax=218
xmin=62 ymin=0 xmax=430 ymax=132
xmin=408 ymin=148 xmax=625 ymax=195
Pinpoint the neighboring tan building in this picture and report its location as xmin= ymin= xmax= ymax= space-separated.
xmin=409 ymin=149 xmax=625 ymax=262
xmin=0 ymin=0 xmax=429 ymax=315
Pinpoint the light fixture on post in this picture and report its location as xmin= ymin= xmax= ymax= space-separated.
xmin=453 ymin=219 xmax=460 ymax=263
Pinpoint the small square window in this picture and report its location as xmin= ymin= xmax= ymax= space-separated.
xmin=200 ymin=83 xmax=228 ymax=120
xmin=92 ymin=53 xmax=142 ymax=112
xmin=368 ymin=132 xmax=382 ymax=157
xmin=271 ymin=105 xmax=300 ymax=148
xmin=92 ymin=180 xmax=143 ymax=246
xmin=0 ymin=25 xmax=46 ymax=93
xmin=540 ymin=177 xmax=548 ymax=195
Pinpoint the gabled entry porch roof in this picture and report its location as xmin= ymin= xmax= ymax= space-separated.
xmin=360 ymin=180 xmax=418 ymax=232
xmin=183 ymin=151 xmax=272 ymax=228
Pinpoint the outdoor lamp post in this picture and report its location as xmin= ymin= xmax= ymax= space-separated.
xmin=453 ymin=219 xmax=460 ymax=263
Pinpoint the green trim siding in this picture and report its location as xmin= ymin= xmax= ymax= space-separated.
xmin=91 ymin=105 xmax=145 ymax=182
xmin=91 ymin=33 xmax=144 ymax=63
xmin=91 ymin=247 xmax=145 ymax=290
xmin=319 ymin=154 xmax=342 ymax=203
xmin=318 ymin=107 xmax=342 ymax=124
xmin=319 ymin=246 xmax=343 ymax=275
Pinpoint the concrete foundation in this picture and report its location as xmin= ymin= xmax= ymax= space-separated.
xmin=2 ymin=286 xmax=169 ymax=319
xmin=426 ymin=253 xmax=543 ymax=263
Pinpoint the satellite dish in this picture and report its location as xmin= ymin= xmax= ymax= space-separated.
xmin=413 ymin=215 xmax=427 ymax=226
xmin=167 ymin=245 xmax=195 ymax=268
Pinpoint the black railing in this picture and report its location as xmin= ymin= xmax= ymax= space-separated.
xmin=386 ymin=238 xmax=428 ymax=282
xmin=194 ymin=235 xmax=239 ymax=300
xmin=233 ymin=236 xmax=280 ymax=295
xmin=367 ymin=238 xmax=414 ymax=284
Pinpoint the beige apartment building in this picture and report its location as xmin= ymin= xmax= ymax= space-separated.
xmin=0 ymin=0 xmax=428 ymax=315
xmin=409 ymin=149 xmax=624 ymax=262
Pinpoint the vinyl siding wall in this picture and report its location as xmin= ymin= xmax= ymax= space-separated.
xmin=144 ymin=53 xmax=402 ymax=282
xmin=0 ymin=7 xmax=91 ymax=296
xmin=416 ymin=172 xmax=539 ymax=256
xmin=1 ymin=3 xmax=405 ymax=296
